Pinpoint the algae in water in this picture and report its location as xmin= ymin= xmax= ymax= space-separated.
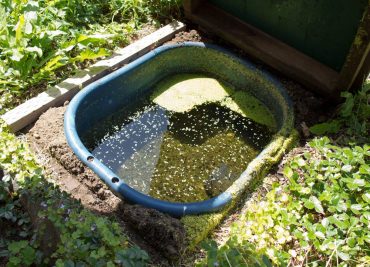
xmin=152 ymin=74 xmax=276 ymax=129
xmin=83 ymin=74 xmax=275 ymax=203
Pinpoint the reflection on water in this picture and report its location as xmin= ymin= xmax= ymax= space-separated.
xmin=82 ymin=99 xmax=273 ymax=203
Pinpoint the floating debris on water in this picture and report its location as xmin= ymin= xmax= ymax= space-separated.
xmin=81 ymin=74 xmax=275 ymax=203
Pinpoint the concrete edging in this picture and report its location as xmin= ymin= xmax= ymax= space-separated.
xmin=1 ymin=21 xmax=186 ymax=132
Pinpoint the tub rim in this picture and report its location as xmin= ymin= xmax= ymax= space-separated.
xmin=64 ymin=42 xmax=294 ymax=217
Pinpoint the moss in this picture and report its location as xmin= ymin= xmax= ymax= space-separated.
xmin=181 ymin=211 xmax=227 ymax=250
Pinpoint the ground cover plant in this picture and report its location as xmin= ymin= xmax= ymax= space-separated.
xmin=200 ymin=83 xmax=370 ymax=266
xmin=0 ymin=0 xmax=181 ymax=114
xmin=0 ymin=121 xmax=150 ymax=266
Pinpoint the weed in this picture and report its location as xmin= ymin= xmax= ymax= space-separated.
xmin=200 ymin=83 xmax=370 ymax=266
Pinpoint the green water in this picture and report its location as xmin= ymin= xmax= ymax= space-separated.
xmin=82 ymin=75 xmax=275 ymax=203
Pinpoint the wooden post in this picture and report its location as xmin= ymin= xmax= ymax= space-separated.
xmin=336 ymin=4 xmax=370 ymax=92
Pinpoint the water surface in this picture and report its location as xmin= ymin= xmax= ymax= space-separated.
xmin=82 ymin=75 xmax=274 ymax=202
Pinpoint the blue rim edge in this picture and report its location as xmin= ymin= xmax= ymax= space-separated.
xmin=64 ymin=42 xmax=290 ymax=217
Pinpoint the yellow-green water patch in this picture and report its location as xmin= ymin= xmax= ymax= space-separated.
xmin=221 ymin=91 xmax=276 ymax=129
xmin=152 ymin=74 xmax=234 ymax=113
xmin=181 ymin=130 xmax=299 ymax=251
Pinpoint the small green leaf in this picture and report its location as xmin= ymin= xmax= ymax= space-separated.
xmin=283 ymin=166 xmax=294 ymax=179
xmin=337 ymin=251 xmax=350 ymax=261
xmin=262 ymin=255 xmax=273 ymax=267
xmin=350 ymin=204 xmax=362 ymax=214
xmin=309 ymin=120 xmax=342 ymax=135
xmin=74 ymin=48 xmax=109 ymax=61
xmin=362 ymin=193 xmax=370 ymax=203
xmin=341 ymin=165 xmax=352 ymax=172
xmin=359 ymin=165 xmax=370 ymax=175
xmin=22 ymin=245 xmax=36 ymax=265
xmin=347 ymin=237 xmax=357 ymax=248
xmin=310 ymin=196 xmax=324 ymax=214
xmin=304 ymin=199 xmax=315 ymax=210
xmin=64 ymin=260 xmax=75 ymax=267
xmin=15 ymin=15 xmax=25 ymax=43
xmin=340 ymin=92 xmax=354 ymax=117
xmin=25 ymin=46 xmax=43 ymax=57
xmin=315 ymin=231 xmax=325 ymax=239
xmin=297 ymin=158 xmax=306 ymax=167
xmin=10 ymin=49 xmax=24 ymax=62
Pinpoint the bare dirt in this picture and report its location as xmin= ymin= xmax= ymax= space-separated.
xmin=24 ymin=28 xmax=336 ymax=266
xmin=26 ymin=104 xmax=185 ymax=266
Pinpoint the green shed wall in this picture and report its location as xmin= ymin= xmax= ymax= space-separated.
xmin=209 ymin=0 xmax=368 ymax=71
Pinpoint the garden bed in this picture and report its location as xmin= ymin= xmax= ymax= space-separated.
xmin=1 ymin=1 xmax=368 ymax=264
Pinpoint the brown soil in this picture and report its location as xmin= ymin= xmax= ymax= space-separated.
xmin=129 ymin=23 xmax=159 ymax=43
xmin=24 ymin=29 xmax=336 ymax=266
xmin=121 ymin=205 xmax=186 ymax=260
xmin=26 ymin=105 xmax=184 ymax=266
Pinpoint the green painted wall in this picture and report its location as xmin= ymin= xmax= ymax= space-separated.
xmin=209 ymin=0 xmax=367 ymax=71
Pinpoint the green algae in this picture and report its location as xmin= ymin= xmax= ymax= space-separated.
xmin=152 ymin=74 xmax=277 ymax=129
xmin=145 ymin=102 xmax=273 ymax=203
xmin=152 ymin=74 xmax=234 ymax=113
xmin=221 ymin=91 xmax=276 ymax=130
xmin=84 ymin=97 xmax=272 ymax=203
xmin=148 ymin=129 xmax=258 ymax=202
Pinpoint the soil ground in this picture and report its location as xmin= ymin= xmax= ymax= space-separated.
xmin=23 ymin=27 xmax=336 ymax=266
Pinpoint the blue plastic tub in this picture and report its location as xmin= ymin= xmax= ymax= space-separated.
xmin=64 ymin=42 xmax=294 ymax=217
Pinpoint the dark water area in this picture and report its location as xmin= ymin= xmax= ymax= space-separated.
xmin=81 ymin=99 xmax=273 ymax=203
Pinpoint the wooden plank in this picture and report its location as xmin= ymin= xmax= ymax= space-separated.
xmin=185 ymin=2 xmax=340 ymax=98
xmin=336 ymin=4 xmax=370 ymax=92
xmin=2 ymin=21 xmax=186 ymax=132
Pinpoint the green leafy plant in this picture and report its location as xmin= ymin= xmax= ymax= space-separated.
xmin=7 ymin=241 xmax=37 ymax=267
xmin=0 ymin=0 xmax=181 ymax=114
xmin=0 ymin=122 xmax=149 ymax=266
xmin=309 ymin=84 xmax=370 ymax=143
xmin=198 ymin=238 xmax=271 ymax=267
xmin=202 ymin=137 xmax=369 ymax=266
